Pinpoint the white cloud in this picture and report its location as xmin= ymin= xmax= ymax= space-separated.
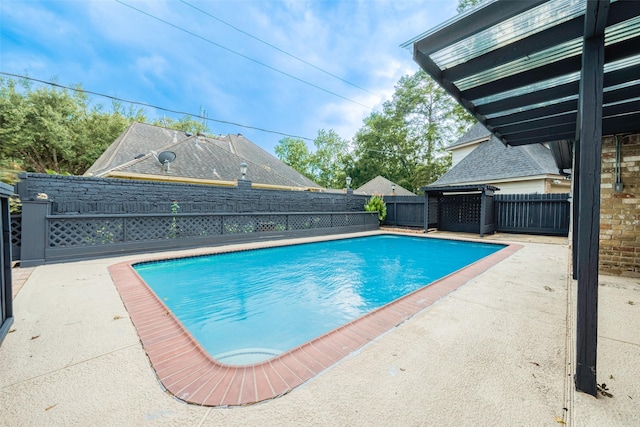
xmin=134 ymin=54 xmax=169 ymax=81
xmin=1 ymin=0 xmax=459 ymax=155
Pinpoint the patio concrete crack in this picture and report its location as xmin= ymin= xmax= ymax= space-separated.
xmin=1 ymin=342 xmax=141 ymax=389
xmin=598 ymin=335 xmax=640 ymax=347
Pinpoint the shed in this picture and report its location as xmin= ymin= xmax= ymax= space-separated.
xmin=423 ymin=184 xmax=499 ymax=237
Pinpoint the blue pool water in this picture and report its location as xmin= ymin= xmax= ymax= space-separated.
xmin=134 ymin=235 xmax=504 ymax=364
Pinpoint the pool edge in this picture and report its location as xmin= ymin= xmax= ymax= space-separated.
xmin=108 ymin=237 xmax=523 ymax=407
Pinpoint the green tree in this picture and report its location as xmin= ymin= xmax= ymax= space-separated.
xmin=152 ymin=115 xmax=210 ymax=136
xmin=0 ymin=77 xmax=145 ymax=175
xmin=457 ymin=0 xmax=484 ymax=13
xmin=274 ymin=137 xmax=314 ymax=180
xmin=310 ymin=129 xmax=350 ymax=189
xmin=275 ymin=130 xmax=351 ymax=188
xmin=350 ymin=70 xmax=472 ymax=191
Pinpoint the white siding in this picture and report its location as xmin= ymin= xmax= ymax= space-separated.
xmin=451 ymin=144 xmax=479 ymax=167
xmin=490 ymin=179 xmax=546 ymax=194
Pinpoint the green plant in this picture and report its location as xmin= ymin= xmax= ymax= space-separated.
xmin=9 ymin=195 xmax=21 ymax=214
xmin=364 ymin=195 xmax=387 ymax=222
xmin=86 ymin=221 xmax=122 ymax=245
xmin=224 ymin=222 xmax=240 ymax=233
xmin=168 ymin=200 xmax=180 ymax=238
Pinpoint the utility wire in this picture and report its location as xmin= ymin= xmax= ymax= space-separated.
xmin=114 ymin=0 xmax=374 ymax=110
xmin=2 ymin=72 xmax=402 ymax=157
xmin=0 ymin=72 xmax=314 ymax=141
xmin=179 ymin=0 xmax=386 ymax=101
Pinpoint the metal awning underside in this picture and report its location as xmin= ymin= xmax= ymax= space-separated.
xmin=404 ymin=0 xmax=640 ymax=146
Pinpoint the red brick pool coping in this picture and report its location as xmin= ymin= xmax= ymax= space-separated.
xmin=108 ymin=237 xmax=522 ymax=407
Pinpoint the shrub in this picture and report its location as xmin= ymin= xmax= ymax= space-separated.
xmin=364 ymin=195 xmax=387 ymax=222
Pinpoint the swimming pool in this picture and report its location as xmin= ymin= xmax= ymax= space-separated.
xmin=110 ymin=232 xmax=520 ymax=406
xmin=134 ymin=235 xmax=505 ymax=365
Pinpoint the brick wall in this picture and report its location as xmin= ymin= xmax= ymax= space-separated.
xmin=600 ymin=133 xmax=640 ymax=277
xmin=15 ymin=174 xmax=368 ymax=215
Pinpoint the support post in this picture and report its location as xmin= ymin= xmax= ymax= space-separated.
xmin=480 ymin=188 xmax=487 ymax=237
xmin=0 ymin=183 xmax=14 ymax=345
xmin=424 ymin=192 xmax=430 ymax=232
xmin=572 ymin=135 xmax=580 ymax=280
xmin=20 ymin=200 xmax=51 ymax=267
xmin=574 ymin=19 xmax=606 ymax=395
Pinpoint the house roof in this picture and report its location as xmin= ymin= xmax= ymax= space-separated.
xmin=355 ymin=176 xmax=416 ymax=196
xmin=430 ymin=134 xmax=561 ymax=187
xmin=85 ymin=122 xmax=320 ymax=189
xmin=446 ymin=122 xmax=491 ymax=150
xmin=404 ymin=0 xmax=640 ymax=146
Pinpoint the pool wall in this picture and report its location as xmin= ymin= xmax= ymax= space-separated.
xmin=108 ymin=234 xmax=522 ymax=406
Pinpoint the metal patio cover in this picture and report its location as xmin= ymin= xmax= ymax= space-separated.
xmin=405 ymin=0 xmax=640 ymax=148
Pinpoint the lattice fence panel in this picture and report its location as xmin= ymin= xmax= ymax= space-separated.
xmin=288 ymin=214 xmax=332 ymax=230
xmin=11 ymin=215 xmax=21 ymax=260
xmin=332 ymin=214 xmax=356 ymax=227
xmin=252 ymin=215 xmax=288 ymax=232
xmin=49 ymin=218 xmax=125 ymax=247
xmin=364 ymin=213 xmax=379 ymax=226
xmin=439 ymin=195 xmax=481 ymax=225
xmin=172 ymin=216 xmax=222 ymax=238
xmin=126 ymin=217 xmax=176 ymax=241
xmin=223 ymin=215 xmax=257 ymax=234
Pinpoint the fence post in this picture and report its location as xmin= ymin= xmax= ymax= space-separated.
xmin=20 ymin=200 xmax=51 ymax=267
xmin=424 ymin=193 xmax=429 ymax=232
xmin=1 ymin=182 xmax=14 ymax=346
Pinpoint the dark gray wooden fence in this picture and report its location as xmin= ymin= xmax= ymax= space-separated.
xmin=384 ymin=193 xmax=570 ymax=236
xmin=10 ymin=215 xmax=20 ymax=262
xmin=1 ymin=183 xmax=14 ymax=346
xmin=27 ymin=210 xmax=378 ymax=266
xmin=383 ymin=196 xmax=424 ymax=227
xmin=12 ymin=173 xmax=378 ymax=266
xmin=494 ymin=193 xmax=570 ymax=236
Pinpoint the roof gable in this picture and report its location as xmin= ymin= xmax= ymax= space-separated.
xmin=431 ymin=136 xmax=561 ymax=187
xmin=85 ymin=123 xmax=320 ymax=189
xmin=446 ymin=122 xmax=491 ymax=150
xmin=85 ymin=122 xmax=186 ymax=176
xmin=355 ymin=176 xmax=416 ymax=196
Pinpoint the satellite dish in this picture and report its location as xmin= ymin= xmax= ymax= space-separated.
xmin=158 ymin=151 xmax=176 ymax=165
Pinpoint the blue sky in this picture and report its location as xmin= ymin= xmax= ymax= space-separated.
xmin=1 ymin=0 xmax=459 ymax=155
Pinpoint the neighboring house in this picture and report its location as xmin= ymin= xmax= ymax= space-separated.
xmin=85 ymin=122 xmax=321 ymax=190
xmin=355 ymin=176 xmax=416 ymax=196
xmin=429 ymin=123 xmax=571 ymax=194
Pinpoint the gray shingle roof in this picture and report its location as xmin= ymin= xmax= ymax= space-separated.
xmin=85 ymin=122 xmax=320 ymax=188
xmin=431 ymin=135 xmax=561 ymax=187
xmin=445 ymin=122 xmax=491 ymax=149
xmin=85 ymin=122 xmax=181 ymax=176
xmin=355 ymin=176 xmax=416 ymax=196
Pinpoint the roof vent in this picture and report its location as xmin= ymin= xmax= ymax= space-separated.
xmin=134 ymin=153 xmax=145 ymax=159
xmin=185 ymin=131 xmax=193 ymax=137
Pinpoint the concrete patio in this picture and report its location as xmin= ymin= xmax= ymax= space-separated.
xmin=0 ymin=231 xmax=638 ymax=426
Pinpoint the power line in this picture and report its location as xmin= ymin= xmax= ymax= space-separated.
xmin=1 ymin=72 xmax=408 ymax=157
xmin=114 ymin=0 xmax=375 ymax=110
xmin=0 ymin=72 xmax=314 ymax=141
xmin=179 ymin=0 xmax=386 ymax=101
